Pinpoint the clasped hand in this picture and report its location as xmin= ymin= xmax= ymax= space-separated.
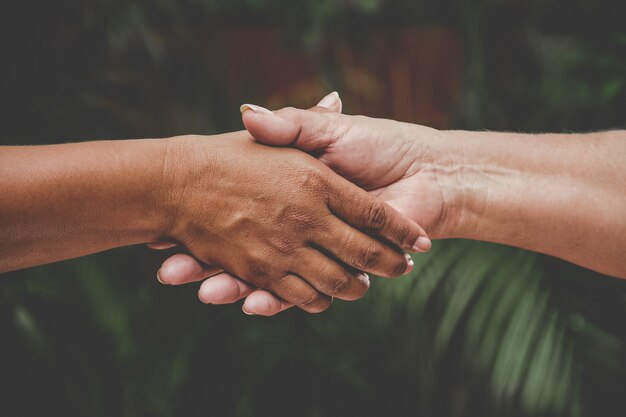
xmin=153 ymin=93 xmax=437 ymax=315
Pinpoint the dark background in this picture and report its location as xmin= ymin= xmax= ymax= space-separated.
xmin=1 ymin=1 xmax=625 ymax=416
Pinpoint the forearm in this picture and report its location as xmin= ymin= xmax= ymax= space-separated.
xmin=0 ymin=138 xmax=172 ymax=272
xmin=424 ymin=129 xmax=626 ymax=278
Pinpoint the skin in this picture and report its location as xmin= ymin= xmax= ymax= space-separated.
xmin=0 ymin=131 xmax=432 ymax=313
xmin=158 ymin=92 xmax=626 ymax=316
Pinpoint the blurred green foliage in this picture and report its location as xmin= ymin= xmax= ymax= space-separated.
xmin=1 ymin=1 xmax=625 ymax=416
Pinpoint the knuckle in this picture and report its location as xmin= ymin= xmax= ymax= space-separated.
xmin=297 ymin=169 xmax=327 ymax=193
xmin=395 ymin=223 xmax=411 ymax=246
xmin=310 ymin=213 xmax=332 ymax=230
xmin=278 ymin=205 xmax=307 ymax=225
xmin=277 ymin=205 xmax=329 ymax=242
xmin=324 ymin=113 xmax=351 ymax=141
xmin=269 ymin=231 xmax=301 ymax=256
xmin=356 ymin=245 xmax=382 ymax=270
xmin=266 ymin=274 xmax=290 ymax=293
xmin=327 ymin=275 xmax=350 ymax=296
xmin=366 ymin=201 xmax=387 ymax=231
xmin=306 ymin=214 xmax=332 ymax=240
xmin=299 ymin=292 xmax=329 ymax=313
xmin=390 ymin=254 xmax=408 ymax=277
xmin=245 ymin=261 xmax=272 ymax=284
xmin=267 ymin=273 xmax=288 ymax=286
xmin=275 ymin=237 xmax=300 ymax=255
xmin=315 ymin=263 xmax=354 ymax=297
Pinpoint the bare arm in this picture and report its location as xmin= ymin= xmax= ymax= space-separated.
xmin=0 ymin=139 xmax=169 ymax=271
xmin=428 ymin=129 xmax=626 ymax=278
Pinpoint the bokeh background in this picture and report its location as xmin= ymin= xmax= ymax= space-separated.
xmin=1 ymin=1 xmax=626 ymax=416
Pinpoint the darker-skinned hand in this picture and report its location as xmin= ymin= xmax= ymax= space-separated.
xmin=159 ymin=131 xmax=428 ymax=313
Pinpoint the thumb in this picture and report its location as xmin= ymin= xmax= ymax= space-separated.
xmin=239 ymin=103 xmax=300 ymax=147
xmin=240 ymin=92 xmax=344 ymax=153
xmin=315 ymin=91 xmax=343 ymax=113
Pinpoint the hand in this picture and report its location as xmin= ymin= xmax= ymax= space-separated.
xmin=157 ymin=93 xmax=441 ymax=315
xmin=157 ymin=131 xmax=428 ymax=313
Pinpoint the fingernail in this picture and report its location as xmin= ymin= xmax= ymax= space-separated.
xmin=242 ymin=305 xmax=255 ymax=316
xmin=240 ymin=103 xmax=274 ymax=115
xmin=358 ymin=272 xmax=370 ymax=285
xmin=404 ymin=253 xmax=414 ymax=274
xmin=156 ymin=269 xmax=167 ymax=285
xmin=316 ymin=91 xmax=340 ymax=108
xmin=412 ymin=236 xmax=432 ymax=253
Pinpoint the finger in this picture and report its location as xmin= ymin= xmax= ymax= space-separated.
xmin=240 ymin=104 xmax=301 ymax=146
xmin=241 ymin=104 xmax=342 ymax=152
xmin=242 ymin=290 xmax=294 ymax=316
xmin=239 ymin=91 xmax=342 ymax=148
xmin=266 ymin=274 xmax=332 ymax=314
xmin=291 ymin=248 xmax=370 ymax=301
xmin=314 ymin=216 xmax=414 ymax=278
xmin=315 ymin=91 xmax=343 ymax=113
xmin=198 ymin=273 xmax=255 ymax=304
xmin=147 ymin=242 xmax=177 ymax=250
xmin=327 ymin=179 xmax=431 ymax=253
xmin=157 ymin=253 xmax=223 ymax=285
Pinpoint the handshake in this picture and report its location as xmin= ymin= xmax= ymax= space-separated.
xmin=4 ymin=92 xmax=622 ymax=307
xmin=150 ymin=92 xmax=439 ymax=316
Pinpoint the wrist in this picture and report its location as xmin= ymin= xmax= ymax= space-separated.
xmin=114 ymin=137 xmax=182 ymax=245
xmin=154 ymin=134 xmax=210 ymax=244
xmin=422 ymin=129 xmax=533 ymax=242
xmin=402 ymin=124 xmax=474 ymax=239
xmin=153 ymin=132 xmax=247 ymax=245
xmin=428 ymin=129 xmax=483 ymax=239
